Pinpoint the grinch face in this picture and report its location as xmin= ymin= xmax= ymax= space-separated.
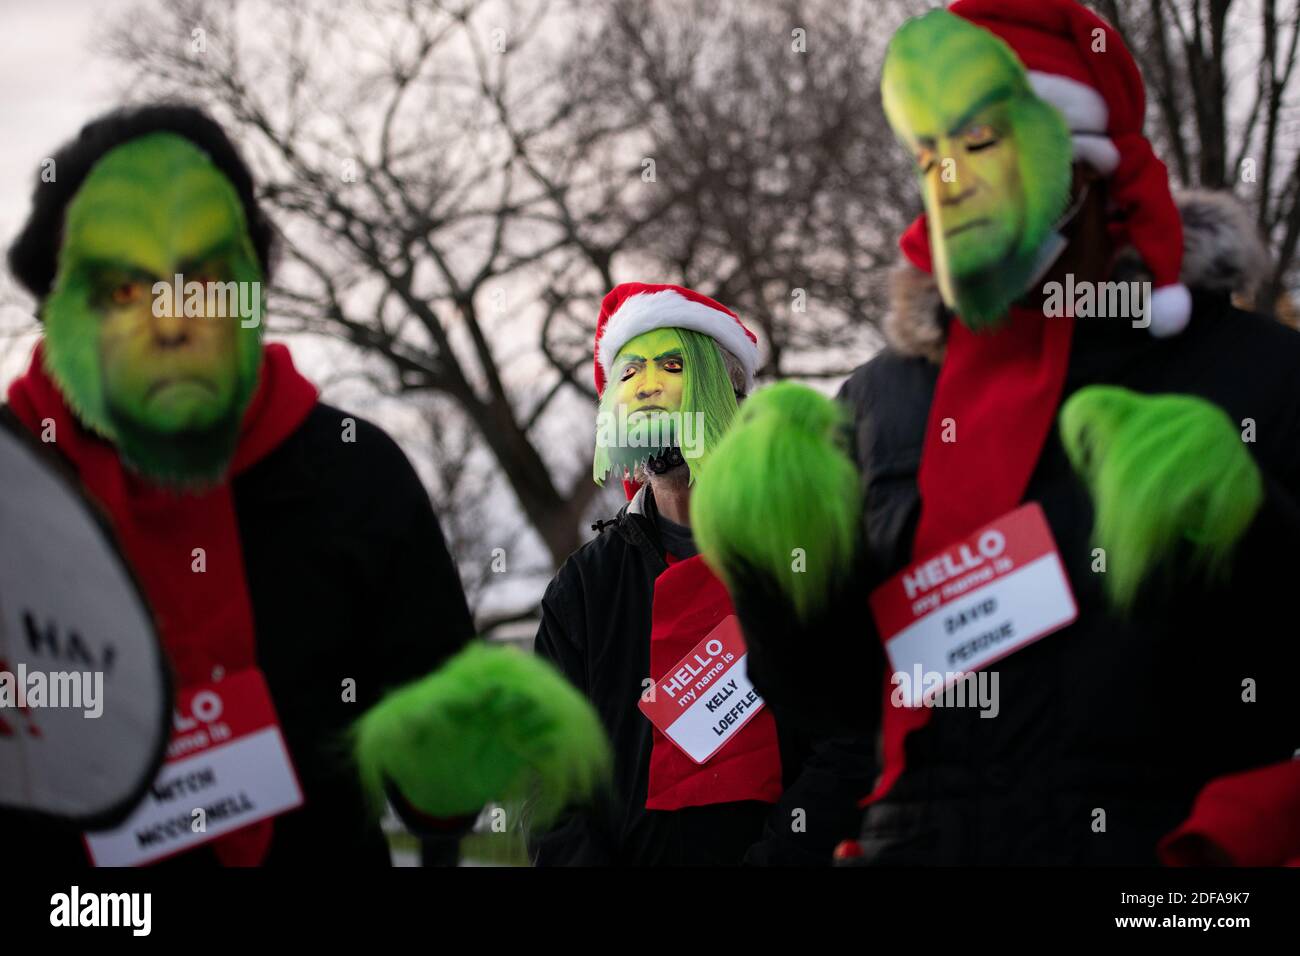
xmin=592 ymin=326 xmax=739 ymax=486
xmin=42 ymin=132 xmax=264 ymax=484
xmin=882 ymin=10 xmax=1072 ymax=328
xmin=611 ymin=327 xmax=686 ymax=417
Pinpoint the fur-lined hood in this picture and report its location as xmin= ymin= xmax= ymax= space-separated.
xmin=883 ymin=190 xmax=1273 ymax=364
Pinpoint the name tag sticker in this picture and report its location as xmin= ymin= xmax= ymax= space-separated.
xmin=869 ymin=503 xmax=1077 ymax=706
xmin=638 ymin=615 xmax=765 ymax=764
xmin=84 ymin=668 xmax=303 ymax=866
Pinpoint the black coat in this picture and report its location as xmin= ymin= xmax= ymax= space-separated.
xmin=529 ymin=486 xmax=877 ymax=866
xmin=2 ymin=402 xmax=475 ymax=867
xmin=735 ymin=293 xmax=1300 ymax=864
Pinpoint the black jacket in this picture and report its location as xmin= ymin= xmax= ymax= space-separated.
xmin=861 ymin=294 xmax=1298 ymax=864
xmin=735 ymin=291 xmax=1300 ymax=865
xmin=530 ymin=486 xmax=876 ymax=866
xmin=2 ymin=402 xmax=475 ymax=867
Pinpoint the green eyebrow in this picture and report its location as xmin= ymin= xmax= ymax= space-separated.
xmin=947 ymin=86 xmax=1013 ymax=137
xmin=619 ymin=349 xmax=682 ymax=369
xmin=177 ymin=239 xmax=241 ymax=276
xmin=77 ymin=258 xmax=158 ymax=281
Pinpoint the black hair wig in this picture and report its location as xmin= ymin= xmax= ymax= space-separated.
xmin=7 ymin=103 xmax=274 ymax=300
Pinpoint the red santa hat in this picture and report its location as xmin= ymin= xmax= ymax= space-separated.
xmin=592 ymin=282 xmax=759 ymax=396
xmin=902 ymin=0 xmax=1192 ymax=337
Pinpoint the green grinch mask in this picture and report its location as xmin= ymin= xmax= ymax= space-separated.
xmin=593 ymin=327 xmax=739 ymax=486
xmin=42 ymin=132 xmax=265 ymax=485
xmin=881 ymin=10 xmax=1073 ymax=328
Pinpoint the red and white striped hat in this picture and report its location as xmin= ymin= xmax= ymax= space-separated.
xmin=592 ymin=282 xmax=759 ymax=395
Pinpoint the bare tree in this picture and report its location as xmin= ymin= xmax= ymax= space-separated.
xmin=0 ymin=273 xmax=39 ymax=383
xmin=12 ymin=0 xmax=1288 ymax=609
xmin=1092 ymin=0 xmax=1300 ymax=311
xmin=101 ymin=0 xmax=920 ymax=578
xmin=7 ymin=0 xmax=1288 ymax=627
xmin=530 ymin=0 xmax=922 ymax=381
xmin=108 ymin=0 xmax=614 ymax=567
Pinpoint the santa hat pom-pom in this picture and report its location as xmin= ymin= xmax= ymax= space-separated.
xmin=1148 ymin=283 xmax=1192 ymax=338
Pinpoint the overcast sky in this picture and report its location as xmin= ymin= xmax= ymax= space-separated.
xmin=0 ymin=1 xmax=557 ymax=616
xmin=0 ymin=1 xmax=140 ymax=242
xmin=0 ymin=1 xmax=141 ymax=383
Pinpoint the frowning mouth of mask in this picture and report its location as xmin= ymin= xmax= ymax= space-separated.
xmin=145 ymin=375 xmax=219 ymax=399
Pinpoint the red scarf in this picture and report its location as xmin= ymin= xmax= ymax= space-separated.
xmin=7 ymin=342 xmax=318 ymax=865
xmin=645 ymin=555 xmax=783 ymax=811
xmin=867 ymin=219 xmax=1076 ymax=803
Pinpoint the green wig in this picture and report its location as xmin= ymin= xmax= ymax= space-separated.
xmin=1059 ymin=385 xmax=1263 ymax=610
xmin=692 ymin=382 xmax=862 ymax=621
xmin=593 ymin=326 xmax=740 ymax=486
xmin=353 ymin=641 xmax=611 ymax=829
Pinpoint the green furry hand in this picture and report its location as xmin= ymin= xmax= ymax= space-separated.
xmin=1059 ymin=385 xmax=1263 ymax=609
xmin=353 ymin=642 xmax=610 ymax=827
xmin=691 ymin=381 xmax=862 ymax=621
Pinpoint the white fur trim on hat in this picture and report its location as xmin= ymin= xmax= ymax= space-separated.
xmin=1070 ymin=133 xmax=1121 ymax=176
xmin=1027 ymin=72 xmax=1108 ymax=131
xmin=1027 ymin=71 xmax=1120 ymax=176
xmin=1148 ymin=283 xmax=1192 ymax=338
xmin=597 ymin=289 xmax=759 ymax=388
